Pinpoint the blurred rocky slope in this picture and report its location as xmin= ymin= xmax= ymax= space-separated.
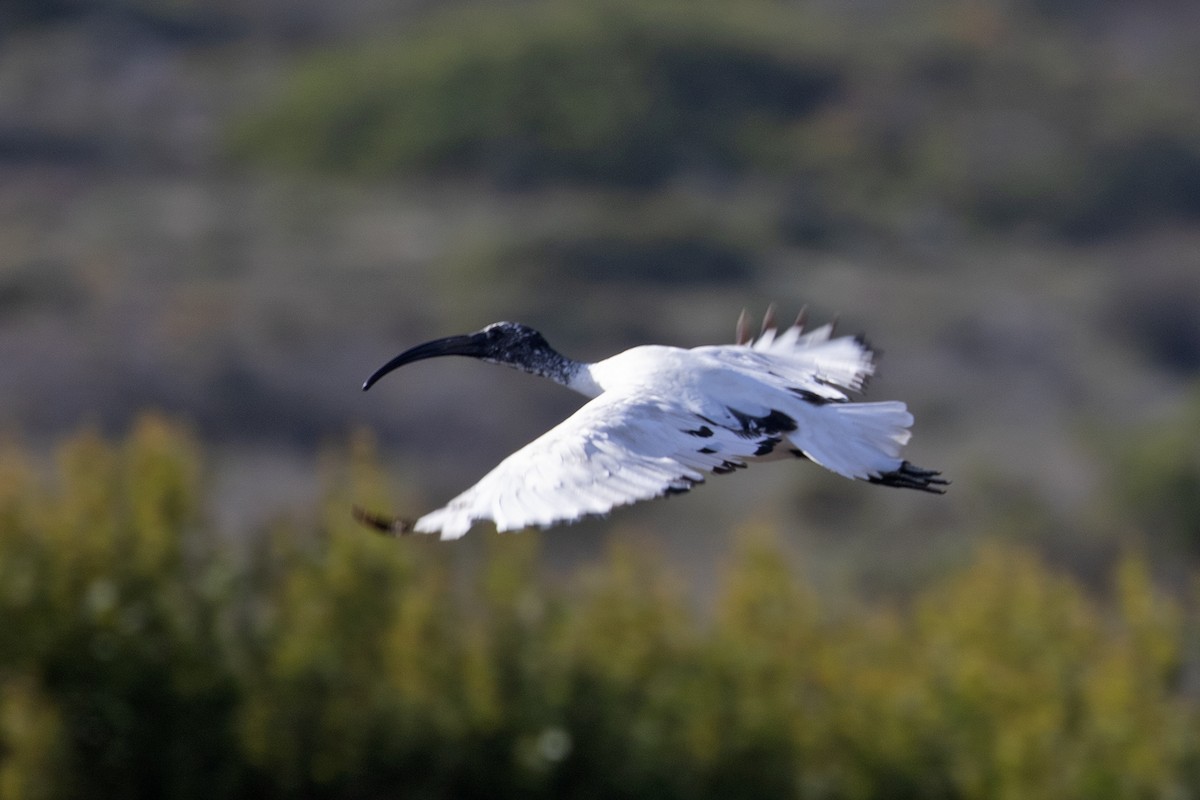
xmin=2 ymin=0 xmax=1200 ymax=580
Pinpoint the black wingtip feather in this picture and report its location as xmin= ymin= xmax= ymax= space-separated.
xmin=663 ymin=476 xmax=704 ymax=496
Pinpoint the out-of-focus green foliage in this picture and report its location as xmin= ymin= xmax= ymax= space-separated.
xmin=1 ymin=419 xmax=1198 ymax=798
xmin=447 ymin=214 xmax=758 ymax=296
xmin=0 ymin=417 xmax=240 ymax=800
xmin=232 ymin=0 xmax=1200 ymax=237
xmin=231 ymin=1 xmax=840 ymax=188
xmin=1117 ymin=389 xmax=1200 ymax=551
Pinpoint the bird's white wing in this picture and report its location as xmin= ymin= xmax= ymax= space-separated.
xmin=751 ymin=322 xmax=876 ymax=394
xmin=411 ymin=392 xmax=770 ymax=539
xmin=694 ymin=321 xmax=875 ymax=406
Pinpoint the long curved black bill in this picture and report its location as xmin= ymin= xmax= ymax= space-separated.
xmin=362 ymin=333 xmax=487 ymax=391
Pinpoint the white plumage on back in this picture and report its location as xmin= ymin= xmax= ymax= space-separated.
xmin=358 ymin=309 xmax=945 ymax=539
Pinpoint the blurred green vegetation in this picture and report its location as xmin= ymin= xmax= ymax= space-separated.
xmin=1117 ymin=388 xmax=1200 ymax=553
xmin=230 ymin=1 xmax=841 ymax=188
xmin=232 ymin=0 xmax=1200 ymax=238
xmin=8 ymin=5 xmax=1200 ymax=794
xmin=446 ymin=211 xmax=759 ymax=293
xmin=1 ymin=419 xmax=1197 ymax=798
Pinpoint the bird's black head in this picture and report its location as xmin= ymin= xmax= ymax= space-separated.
xmin=472 ymin=321 xmax=553 ymax=364
xmin=363 ymin=321 xmax=573 ymax=390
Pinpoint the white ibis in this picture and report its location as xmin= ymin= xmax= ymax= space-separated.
xmin=356 ymin=308 xmax=945 ymax=539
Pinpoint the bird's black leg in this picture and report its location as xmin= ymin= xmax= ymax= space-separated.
xmin=352 ymin=506 xmax=415 ymax=536
xmin=868 ymin=461 xmax=950 ymax=494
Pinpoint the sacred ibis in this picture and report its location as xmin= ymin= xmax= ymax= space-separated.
xmin=356 ymin=308 xmax=946 ymax=539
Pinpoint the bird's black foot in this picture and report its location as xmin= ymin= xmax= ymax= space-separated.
xmin=352 ymin=506 xmax=415 ymax=536
xmin=869 ymin=461 xmax=949 ymax=494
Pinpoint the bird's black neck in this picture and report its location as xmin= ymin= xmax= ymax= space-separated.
xmin=505 ymin=347 xmax=583 ymax=387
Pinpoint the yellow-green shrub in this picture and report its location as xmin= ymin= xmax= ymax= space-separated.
xmin=0 ymin=419 xmax=1196 ymax=799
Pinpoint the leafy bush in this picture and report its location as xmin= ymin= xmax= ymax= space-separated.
xmin=1056 ymin=133 xmax=1200 ymax=239
xmin=0 ymin=261 xmax=86 ymax=317
xmin=454 ymin=220 xmax=758 ymax=290
xmin=1 ymin=419 xmax=1197 ymax=798
xmin=0 ymin=417 xmax=241 ymax=800
xmin=230 ymin=0 xmax=841 ymax=187
xmin=1117 ymin=389 xmax=1200 ymax=551
xmin=232 ymin=0 xmax=1200 ymax=239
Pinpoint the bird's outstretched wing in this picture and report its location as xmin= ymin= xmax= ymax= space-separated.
xmin=749 ymin=321 xmax=875 ymax=396
xmin=395 ymin=392 xmax=779 ymax=539
xmin=706 ymin=310 xmax=877 ymax=405
xmin=756 ymin=305 xmax=876 ymax=383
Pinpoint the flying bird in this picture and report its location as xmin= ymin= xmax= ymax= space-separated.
xmin=356 ymin=308 xmax=945 ymax=539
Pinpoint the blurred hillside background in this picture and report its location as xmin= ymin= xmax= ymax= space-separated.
xmin=5 ymin=0 xmax=1200 ymax=577
xmin=3 ymin=0 xmax=1200 ymax=796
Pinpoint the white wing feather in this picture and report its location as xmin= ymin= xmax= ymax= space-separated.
xmin=750 ymin=322 xmax=876 ymax=395
xmin=413 ymin=392 xmax=764 ymax=539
